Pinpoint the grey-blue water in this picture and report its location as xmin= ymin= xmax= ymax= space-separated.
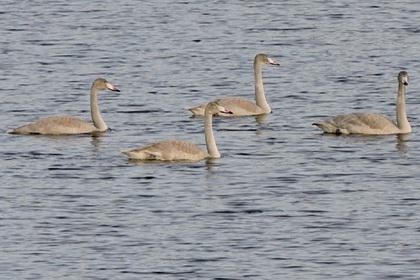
xmin=2 ymin=0 xmax=420 ymax=279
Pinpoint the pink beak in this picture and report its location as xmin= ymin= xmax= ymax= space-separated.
xmin=220 ymin=108 xmax=233 ymax=114
xmin=267 ymin=57 xmax=280 ymax=65
xmin=106 ymin=82 xmax=120 ymax=92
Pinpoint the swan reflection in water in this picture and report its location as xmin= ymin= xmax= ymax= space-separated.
xmin=396 ymin=133 xmax=410 ymax=154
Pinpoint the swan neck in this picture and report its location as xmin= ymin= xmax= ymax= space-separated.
xmin=396 ymin=83 xmax=410 ymax=133
xmin=204 ymin=112 xmax=220 ymax=158
xmin=254 ymin=59 xmax=270 ymax=113
xmin=90 ymin=85 xmax=107 ymax=131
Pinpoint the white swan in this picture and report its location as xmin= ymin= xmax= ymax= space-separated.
xmin=122 ymin=101 xmax=232 ymax=161
xmin=188 ymin=53 xmax=279 ymax=117
xmin=9 ymin=78 xmax=120 ymax=135
xmin=313 ymin=71 xmax=411 ymax=135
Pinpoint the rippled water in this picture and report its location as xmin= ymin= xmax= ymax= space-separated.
xmin=2 ymin=0 xmax=420 ymax=279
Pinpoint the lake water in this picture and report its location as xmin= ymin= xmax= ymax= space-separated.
xmin=2 ymin=0 xmax=420 ymax=279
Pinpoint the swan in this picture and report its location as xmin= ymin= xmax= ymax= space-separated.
xmin=121 ymin=101 xmax=232 ymax=161
xmin=313 ymin=71 xmax=411 ymax=135
xmin=188 ymin=53 xmax=279 ymax=117
xmin=9 ymin=78 xmax=120 ymax=135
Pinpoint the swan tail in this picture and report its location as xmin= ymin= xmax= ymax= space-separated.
xmin=120 ymin=149 xmax=131 ymax=156
xmin=313 ymin=122 xmax=333 ymax=132
xmin=313 ymin=122 xmax=348 ymax=134
xmin=121 ymin=149 xmax=162 ymax=160
xmin=7 ymin=125 xmax=34 ymax=135
xmin=313 ymin=122 xmax=335 ymax=133
xmin=7 ymin=129 xmax=19 ymax=134
xmin=121 ymin=149 xmax=141 ymax=159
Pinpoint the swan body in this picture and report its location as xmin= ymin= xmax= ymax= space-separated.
xmin=189 ymin=97 xmax=266 ymax=117
xmin=314 ymin=113 xmax=401 ymax=135
xmin=11 ymin=116 xmax=99 ymax=135
xmin=122 ymin=101 xmax=232 ymax=161
xmin=9 ymin=78 xmax=120 ymax=135
xmin=189 ymin=53 xmax=279 ymax=117
xmin=122 ymin=140 xmax=209 ymax=161
xmin=313 ymin=71 xmax=411 ymax=135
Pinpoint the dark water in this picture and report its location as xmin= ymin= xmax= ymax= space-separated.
xmin=2 ymin=0 xmax=420 ymax=279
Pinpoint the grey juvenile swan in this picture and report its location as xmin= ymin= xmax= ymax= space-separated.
xmin=188 ymin=53 xmax=279 ymax=117
xmin=9 ymin=78 xmax=120 ymax=135
xmin=313 ymin=71 xmax=411 ymax=135
xmin=122 ymin=101 xmax=232 ymax=161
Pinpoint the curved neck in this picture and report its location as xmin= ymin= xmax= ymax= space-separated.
xmin=396 ymin=83 xmax=411 ymax=133
xmin=254 ymin=59 xmax=271 ymax=113
xmin=90 ymin=85 xmax=107 ymax=131
xmin=204 ymin=112 xmax=220 ymax=158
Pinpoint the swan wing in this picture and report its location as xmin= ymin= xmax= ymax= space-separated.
xmin=217 ymin=97 xmax=263 ymax=116
xmin=189 ymin=97 xmax=263 ymax=116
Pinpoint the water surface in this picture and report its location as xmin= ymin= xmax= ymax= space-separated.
xmin=2 ymin=0 xmax=420 ymax=279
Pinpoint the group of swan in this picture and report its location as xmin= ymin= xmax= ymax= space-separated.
xmin=8 ymin=53 xmax=411 ymax=161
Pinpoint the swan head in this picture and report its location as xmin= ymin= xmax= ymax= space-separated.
xmin=92 ymin=78 xmax=120 ymax=92
xmin=206 ymin=101 xmax=233 ymax=116
xmin=255 ymin=53 xmax=279 ymax=66
xmin=398 ymin=71 xmax=409 ymax=86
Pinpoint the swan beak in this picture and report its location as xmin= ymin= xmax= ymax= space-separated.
xmin=268 ymin=57 xmax=280 ymax=66
xmin=106 ymin=82 xmax=120 ymax=92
